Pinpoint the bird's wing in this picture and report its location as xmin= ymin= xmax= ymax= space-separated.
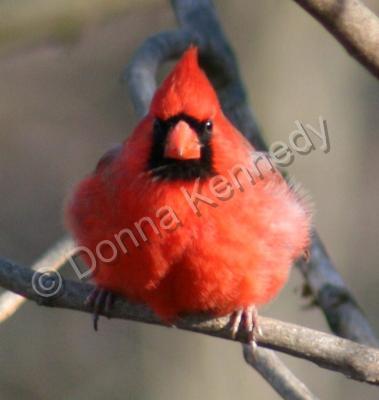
xmin=94 ymin=143 xmax=122 ymax=173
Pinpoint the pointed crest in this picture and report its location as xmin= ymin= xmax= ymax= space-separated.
xmin=150 ymin=46 xmax=220 ymax=120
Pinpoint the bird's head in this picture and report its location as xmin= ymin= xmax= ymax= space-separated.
xmin=148 ymin=46 xmax=222 ymax=180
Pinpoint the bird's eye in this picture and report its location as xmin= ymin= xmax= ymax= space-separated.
xmin=204 ymin=120 xmax=213 ymax=131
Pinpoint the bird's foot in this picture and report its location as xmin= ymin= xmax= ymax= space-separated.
xmin=230 ymin=306 xmax=262 ymax=350
xmin=85 ymin=287 xmax=115 ymax=331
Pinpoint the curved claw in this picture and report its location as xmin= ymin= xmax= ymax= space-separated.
xmin=229 ymin=306 xmax=262 ymax=350
xmin=85 ymin=287 xmax=115 ymax=331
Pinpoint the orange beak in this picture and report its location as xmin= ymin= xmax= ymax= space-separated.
xmin=164 ymin=120 xmax=201 ymax=160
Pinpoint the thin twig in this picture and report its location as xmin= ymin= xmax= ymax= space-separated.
xmin=243 ymin=346 xmax=319 ymax=400
xmin=0 ymin=258 xmax=378 ymax=385
xmin=0 ymin=237 xmax=75 ymax=324
xmin=293 ymin=0 xmax=379 ymax=79
xmin=297 ymin=234 xmax=378 ymax=346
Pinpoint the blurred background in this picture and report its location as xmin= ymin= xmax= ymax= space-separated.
xmin=0 ymin=0 xmax=379 ymax=399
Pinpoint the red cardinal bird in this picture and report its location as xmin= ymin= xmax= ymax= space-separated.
xmin=66 ymin=47 xmax=310 ymax=343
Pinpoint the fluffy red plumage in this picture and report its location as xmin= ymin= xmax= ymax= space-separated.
xmin=66 ymin=47 xmax=310 ymax=329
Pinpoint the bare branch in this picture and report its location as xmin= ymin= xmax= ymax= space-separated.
xmin=0 ymin=239 xmax=318 ymax=400
xmin=297 ymin=234 xmax=378 ymax=347
xmin=243 ymin=346 xmax=319 ymax=400
xmin=0 ymin=237 xmax=75 ymax=324
xmin=293 ymin=0 xmax=379 ymax=79
xmin=124 ymin=29 xmax=193 ymax=118
xmin=0 ymin=258 xmax=379 ymax=385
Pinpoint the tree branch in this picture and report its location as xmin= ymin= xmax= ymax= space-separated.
xmin=0 ymin=240 xmax=318 ymax=400
xmin=0 ymin=258 xmax=378 ymax=385
xmin=292 ymin=0 xmax=379 ymax=79
xmin=0 ymin=237 xmax=75 ymax=324
xmin=243 ymin=346 xmax=320 ymax=400
xmin=297 ymin=234 xmax=378 ymax=346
